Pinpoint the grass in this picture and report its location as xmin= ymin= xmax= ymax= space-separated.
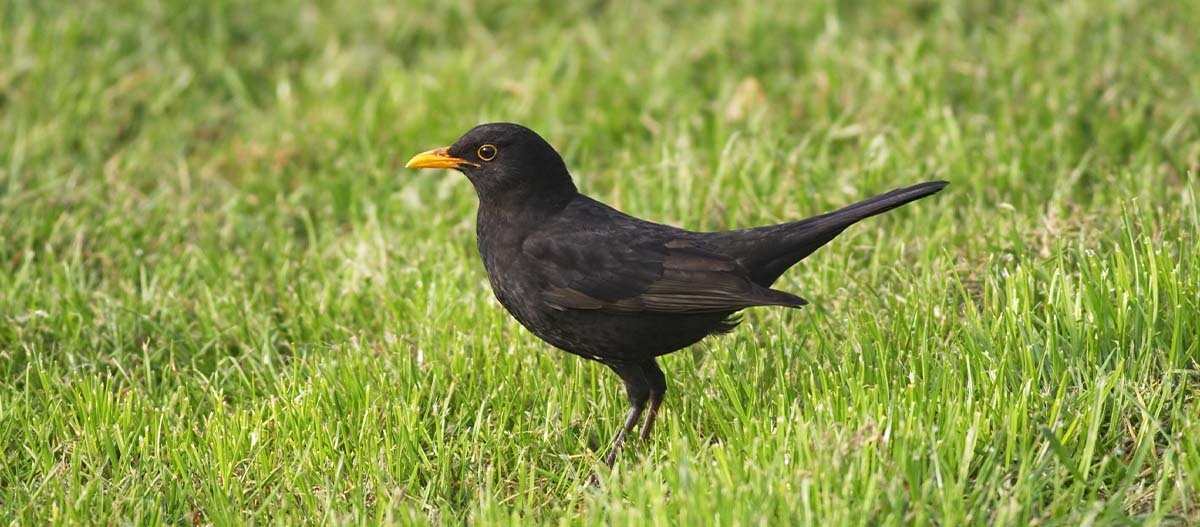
xmin=1 ymin=0 xmax=1198 ymax=524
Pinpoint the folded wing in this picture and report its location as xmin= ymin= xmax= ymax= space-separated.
xmin=523 ymin=235 xmax=807 ymax=314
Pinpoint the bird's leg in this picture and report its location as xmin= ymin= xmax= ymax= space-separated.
xmin=639 ymin=359 xmax=667 ymax=441
xmin=604 ymin=404 xmax=644 ymax=467
xmin=603 ymin=362 xmax=650 ymax=468
xmin=639 ymin=393 xmax=664 ymax=442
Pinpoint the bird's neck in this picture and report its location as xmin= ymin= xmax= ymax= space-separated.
xmin=475 ymin=175 xmax=577 ymax=218
xmin=477 ymin=188 xmax=574 ymax=235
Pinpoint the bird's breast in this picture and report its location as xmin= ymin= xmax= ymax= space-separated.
xmin=475 ymin=223 xmax=543 ymax=322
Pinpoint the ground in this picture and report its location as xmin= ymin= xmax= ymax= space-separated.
xmin=1 ymin=0 xmax=1197 ymax=525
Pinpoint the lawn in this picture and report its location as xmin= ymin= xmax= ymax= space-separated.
xmin=1 ymin=0 xmax=1198 ymax=524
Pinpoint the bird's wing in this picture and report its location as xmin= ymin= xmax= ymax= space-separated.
xmin=522 ymin=235 xmax=808 ymax=314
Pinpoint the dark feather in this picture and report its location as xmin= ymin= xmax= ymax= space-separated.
xmin=525 ymin=229 xmax=807 ymax=315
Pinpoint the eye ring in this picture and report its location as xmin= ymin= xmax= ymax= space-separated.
xmin=477 ymin=144 xmax=498 ymax=161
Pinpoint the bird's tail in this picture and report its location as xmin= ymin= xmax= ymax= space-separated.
xmin=712 ymin=181 xmax=949 ymax=286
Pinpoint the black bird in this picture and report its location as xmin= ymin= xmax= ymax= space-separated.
xmin=407 ymin=123 xmax=947 ymax=467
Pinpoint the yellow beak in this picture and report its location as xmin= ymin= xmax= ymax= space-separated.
xmin=405 ymin=147 xmax=479 ymax=169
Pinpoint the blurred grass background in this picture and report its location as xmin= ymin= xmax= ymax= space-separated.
xmin=1 ymin=0 xmax=1198 ymax=524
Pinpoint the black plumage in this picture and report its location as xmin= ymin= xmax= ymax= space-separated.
xmin=407 ymin=123 xmax=948 ymax=467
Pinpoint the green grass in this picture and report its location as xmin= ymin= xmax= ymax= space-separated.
xmin=2 ymin=0 xmax=1198 ymax=524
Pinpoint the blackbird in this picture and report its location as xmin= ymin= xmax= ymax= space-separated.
xmin=407 ymin=122 xmax=947 ymax=467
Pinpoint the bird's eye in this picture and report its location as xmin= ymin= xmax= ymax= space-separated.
xmin=477 ymin=144 xmax=498 ymax=161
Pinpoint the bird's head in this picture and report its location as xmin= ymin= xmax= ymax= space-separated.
xmin=406 ymin=122 xmax=577 ymax=206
